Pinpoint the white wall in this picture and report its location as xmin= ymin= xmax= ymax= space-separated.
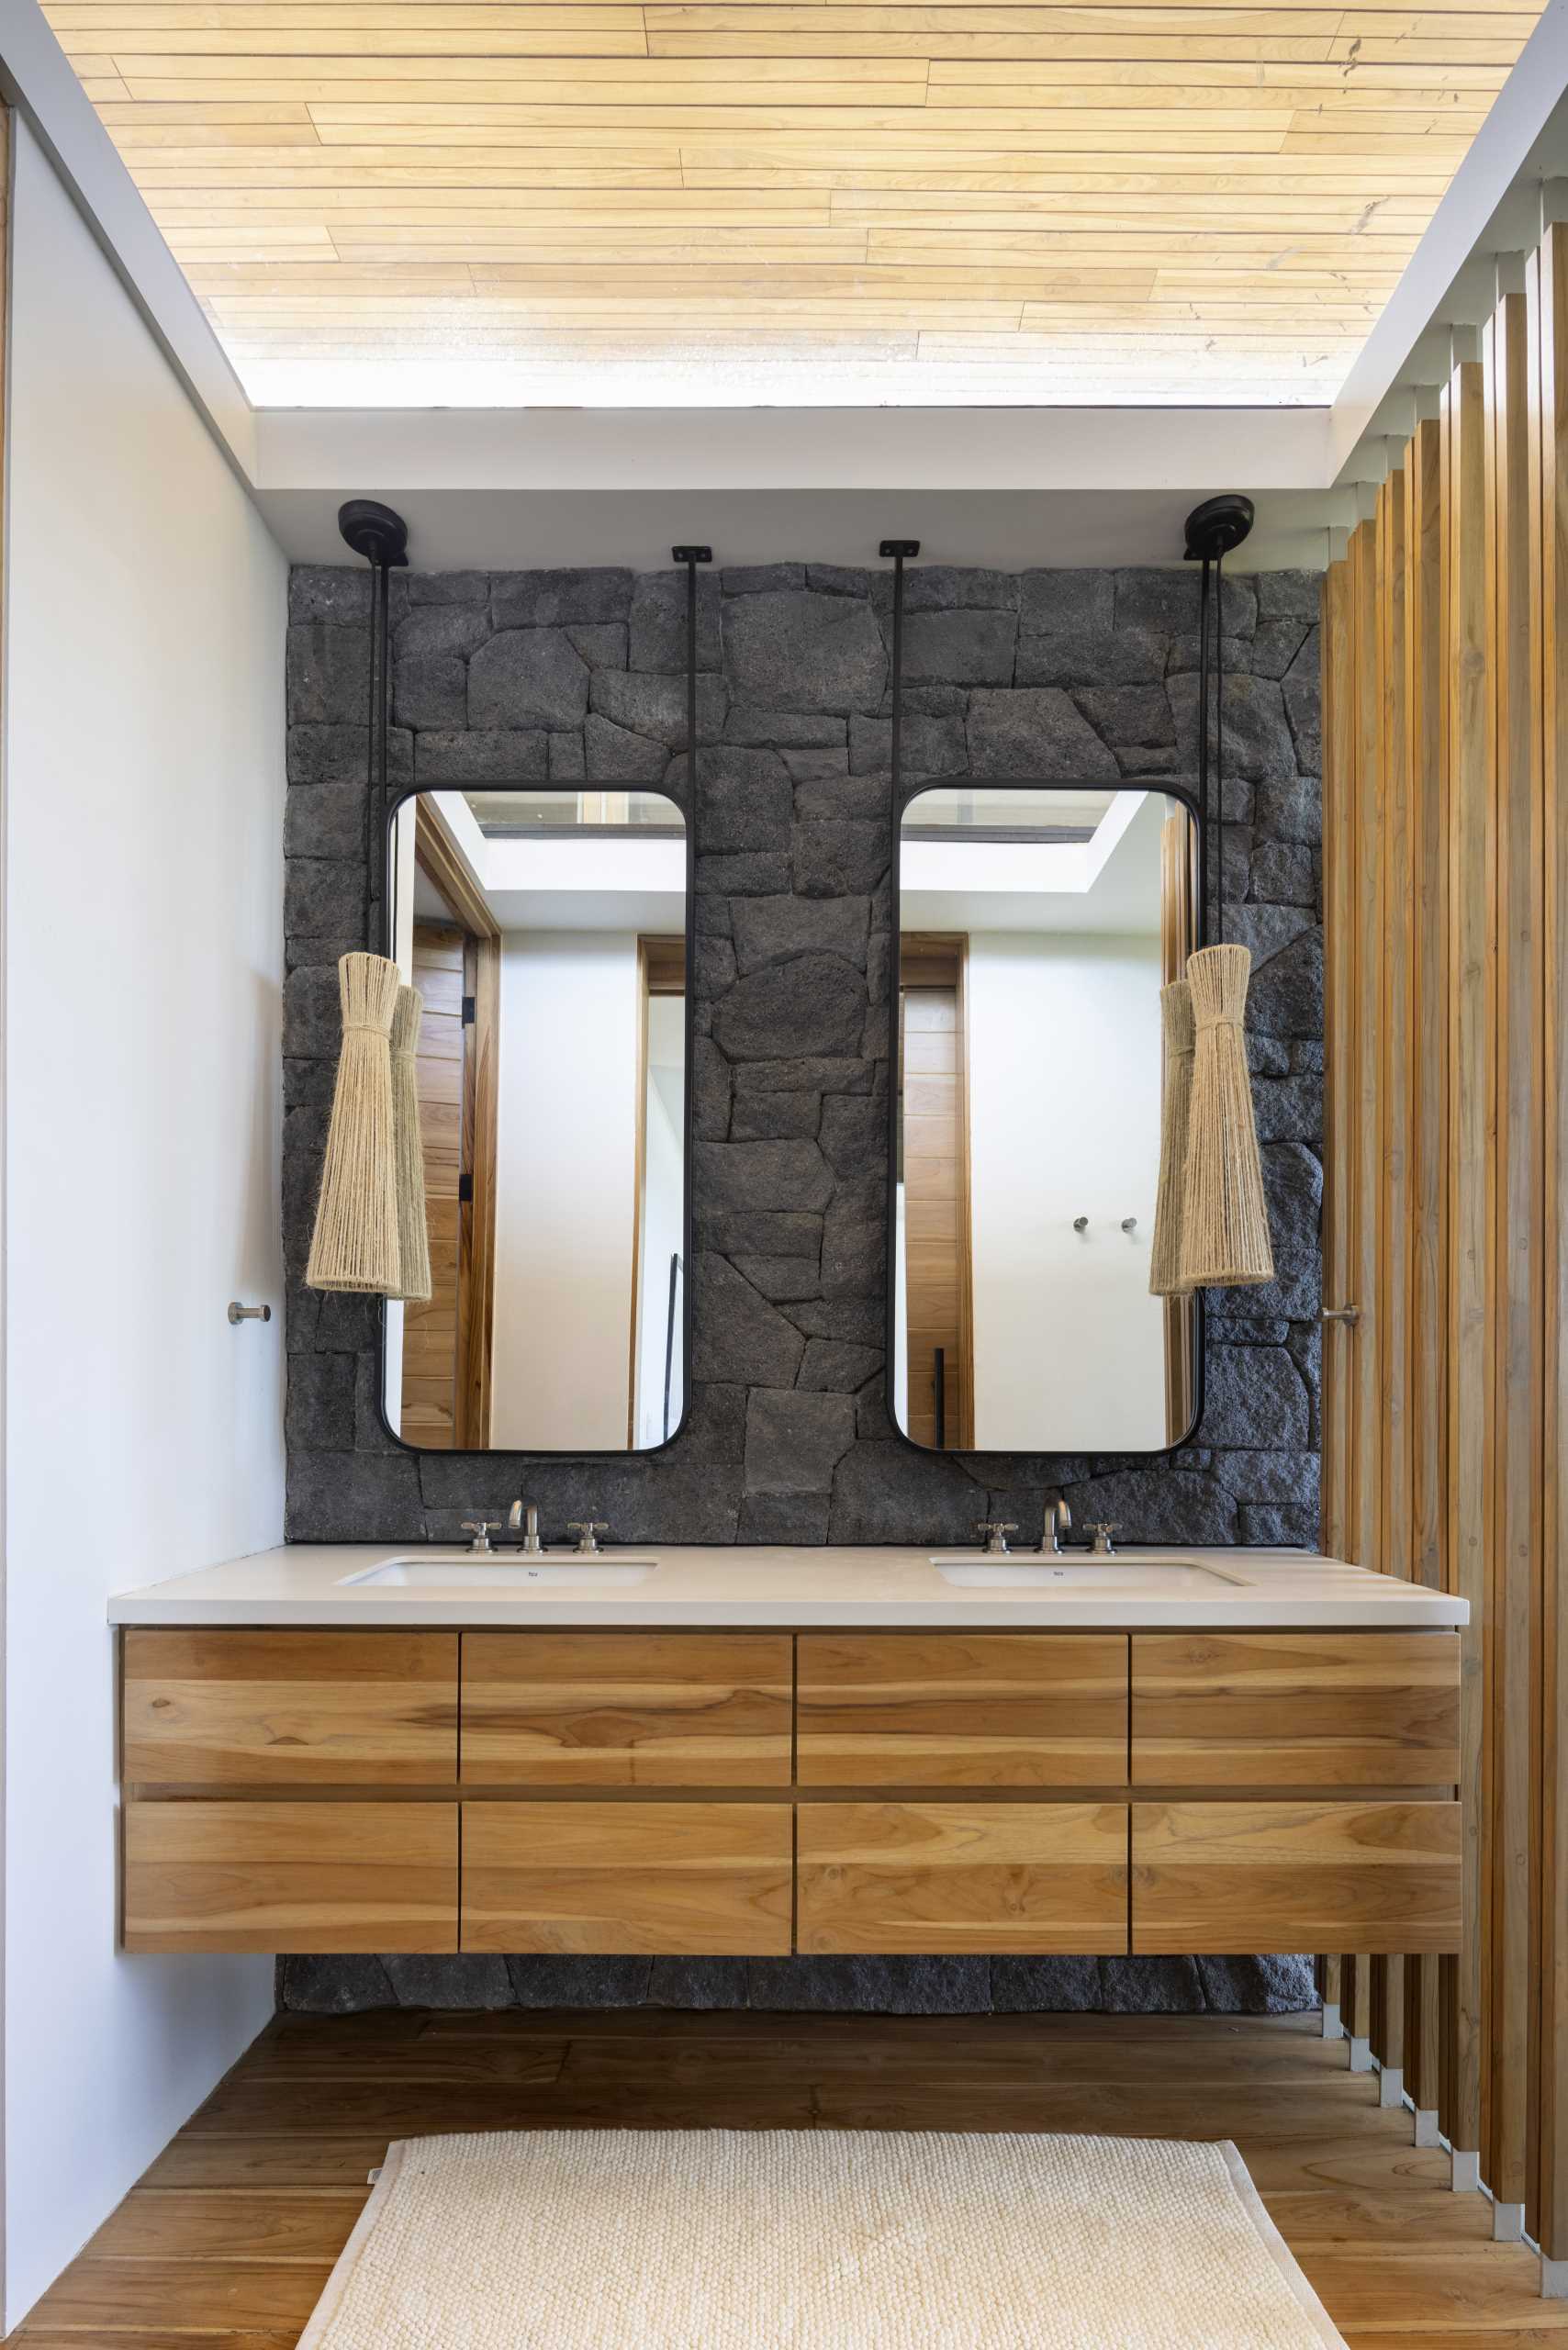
xmin=3 ymin=121 xmax=286 ymax=2328
xmin=967 ymin=933 xmax=1167 ymax=1452
xmin=490 ymin=931 xmax=640 ymax=1450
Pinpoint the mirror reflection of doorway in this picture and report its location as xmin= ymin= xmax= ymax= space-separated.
xmin=386 ymin=788 xmax=689 ymax=1455
xmin=893 ymin=787 xmax=1199 ymax=1455
xmin=898 ymin=936 xmax=974 ymax=1449
xmin=399 ymin=802 xmax=499 ymax=1449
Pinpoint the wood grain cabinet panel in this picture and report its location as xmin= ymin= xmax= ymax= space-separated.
xmin=1130 ymin=1632 xmax=1461 ymax=1788
xmin=797 ymin=1802 xmax=1130 ymax=1954
xmin=797 ymin=1634 xmax=1127 ymax=1787
xmin=122 ymin=1630 xmax=459 ymax=1787
xmin=461 ymin=1802 xmax=793 ymax=1954
xmin=123 ymin=1801 xmax=458 ymax=1953
xmin=1130 ymin=1801 xmax=1462 ymax=1955
xmin=460 ymin=1633 xmax=792 ymax=1786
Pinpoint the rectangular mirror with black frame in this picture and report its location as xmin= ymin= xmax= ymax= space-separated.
xmin=892 ymin=782 xmax=1201 ymax=1457
xmin=381 ymin=787 xmax=690 ymax=1455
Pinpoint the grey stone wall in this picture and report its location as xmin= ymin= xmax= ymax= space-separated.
xmin=280 ymin=1948 xmax=1315 ymax=2016
xmin=285 ymin=558 xmax=1323 ymax=1550
xmin=280 ymin=554 xmax=1321 ymax=2020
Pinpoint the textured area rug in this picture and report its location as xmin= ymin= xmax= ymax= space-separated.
xmin=297 ymin=2129 xmax=1347 ymax=2349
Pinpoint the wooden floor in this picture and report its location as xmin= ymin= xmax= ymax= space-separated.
xmin=8 ymin=2005 xmax=1559 ymax=2344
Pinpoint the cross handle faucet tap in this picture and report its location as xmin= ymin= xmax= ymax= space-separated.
xmin=975 ymin=1520 xmax=1018 ymax=1557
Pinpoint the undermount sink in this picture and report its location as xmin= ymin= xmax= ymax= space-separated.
xmin=341 ymin=1556 xmax=656 ymax=1590
xmin=932 ymin=1559 xmax=1246 ymax=1591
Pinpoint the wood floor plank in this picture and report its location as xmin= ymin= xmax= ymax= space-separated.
xmin=82 ymin=2189 xmax=370 ymax=2263
xmin=6 ymin=2008 xmax=1552 ymax=2344
xmin=17 ymin=2258 xmax=333 ymax=2333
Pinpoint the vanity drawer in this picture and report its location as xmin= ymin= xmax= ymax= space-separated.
xmin=1130 ymin=1800 xmax=1462 ymax=1954
xmin=460 ymin=1633 xmax=792 ymax=1786
xmin=122 ymin=1800 xmax=458 ymax=1953
xmin=797 ymin=1634 xmax=1127 ymax=1788
xmin=121 ymin=1631 xmax=459 ymax=1787
xmin=461 ymin=1801 xmax=793 ymax=1953
xmin=796 ymin=1801 xmax=1130 ymax=1954
xmin=1130 ymin=1632 xmax=1461 ymax=1788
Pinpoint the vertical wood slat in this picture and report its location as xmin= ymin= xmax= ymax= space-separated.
xmin=1320 ymin=555 xmax=1356 ymax=1566
xmin=1488 ymin=276 xmax=1545 ymax=2227
xmin=1445 ymin=349 xmax=1493 ymax=2176
xmin=1540 ymin=217 xmax=1568 ymax=2277
xmin=1375 ymin=464 xmax=1412 ymax=2088
xmin=1407 ymin=411 xmax=1449 ymax=2130
xmin=1327 ymin=514 xmax=1380 ymax=2057
xmin=1345 ymin=509 xmax=1384 ymax=2062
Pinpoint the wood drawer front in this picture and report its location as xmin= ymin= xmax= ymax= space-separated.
xmin=123 ymin=1801 xmax=458 ymax=1953
xmin=1128 ymin=1626 xmax=1457 ymax=1785
xmin=1130 ymin=1632 xmax=1461 ymax=1789
xmin=122 ymin=1630 xmax=459 ymax=1787
xmin=460 ymin=1634 xmax=792 ymax=1787
xmin=461 ymin=1802 xmax=793 ymax=1954
xmin=1130 ymin=1800 xmax=1462 ymax=1955
xmin=797 ymin=1802 xmax=1130 ymax=1954
xmin=797 ymin=1634 xmax=1127 ymax=1788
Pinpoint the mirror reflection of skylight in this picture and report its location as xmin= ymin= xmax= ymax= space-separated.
xmin=902 ymin=787 xmax=1118 ymax=841
xmin=463 ymin=790 xmax=683 ymax=838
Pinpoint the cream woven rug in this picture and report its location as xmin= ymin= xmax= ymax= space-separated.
xmin=297 ymin=2129 xmax=1347 ymax=2349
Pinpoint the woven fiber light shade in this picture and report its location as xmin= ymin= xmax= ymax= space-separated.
xmin=306 ymin=952 xmax=403 ymax=1295
xmin=388 ymin=983 xmax=432 ymax=1304
xmin=1149 ymin=978 xmax=1196 ymax=1298
xmin=1177 ymin=942 xmax=1275 ymax=1290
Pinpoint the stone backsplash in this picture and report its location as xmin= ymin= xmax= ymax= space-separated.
xmin=284 ymin=558 xmax=1322 ymax=1549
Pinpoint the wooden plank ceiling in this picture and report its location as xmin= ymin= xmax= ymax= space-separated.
xmin=43 ymin=1 xmax=1549 ymax=405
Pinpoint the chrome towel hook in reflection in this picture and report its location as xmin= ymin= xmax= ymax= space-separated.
xmin=1073 ymin=1215 xmax=1089 ymax=1233
xmin=228 ymin=1302 xmax=272 ymax=1325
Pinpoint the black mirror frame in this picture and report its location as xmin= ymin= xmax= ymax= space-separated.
xmin=884 ymin=773 xmax=1208 ymax=1464
xmin=373 ymin=780 xmax=697 ymax=1461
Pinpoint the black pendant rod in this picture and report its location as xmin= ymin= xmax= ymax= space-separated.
xmin=1215 ymin=549 xmax=1226 ymax=946
xmin=880 ymin=537 xmax=920 ymax=800
xmin=338 ymin=498 xmax=409 ymax=948
xmin=1182 ymin=492 xmax=1254 ymax=952
xmin=1213 ymin=547 xmax=1222 ymax=945
xmin=672 ymin=543 xmax=711 ymax=829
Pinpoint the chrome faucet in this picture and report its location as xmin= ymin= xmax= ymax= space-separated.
xmin=568 ymin=1519 xmax=609 ymax=1556
xmin=1087 ymin=1522 xmax=1118 ymax=1557
xmin=460 ymin=1520 xmax=499 ymax=1555
xmin=975 ymin=1520 xmax=1018 ymax=1557
xmin=1040 ymin=1498 xmax=1072 ymax=1556
xmin=510 ymin=1500 xmax=545 ymax=1555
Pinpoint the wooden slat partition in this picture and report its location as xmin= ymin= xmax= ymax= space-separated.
xmin=1321 ymin=220 xmax=1568 ymax=2278
xmin=1540 ymin=216 xmax=1568 ymax=2284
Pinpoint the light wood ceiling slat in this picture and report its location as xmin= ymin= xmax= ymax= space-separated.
xmin=41 ymin=0 xmax=1548 ymax=402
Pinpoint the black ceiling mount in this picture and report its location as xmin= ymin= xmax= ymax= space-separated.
xmin=879 ymin=539 xmax=921 ymax=558
xmin=671 ymin=544 xmax=713 ymax=563
xmin=1182 ymin=493 xmax=1254 ymax=565
xmin=337 ymin=498 xmax=409 ymax=568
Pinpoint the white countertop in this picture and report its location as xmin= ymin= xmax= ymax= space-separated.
xmin=107 ymin=1544 xmax=1469 ymax=1630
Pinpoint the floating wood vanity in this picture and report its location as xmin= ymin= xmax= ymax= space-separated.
xmin=113 ymin=1550 xmax=1465 ymax=1960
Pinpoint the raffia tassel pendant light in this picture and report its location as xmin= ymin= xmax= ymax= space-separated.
xmin=1148 ymin=978 xmax=1196 ymax=1297
xmin=1178 ymin=942 xmax=1275 ymax=1289
xmin=306 ymin=952 xmax=403 ymax=1294
xmin=388 ymin=983 xmax=432 ymax=1304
